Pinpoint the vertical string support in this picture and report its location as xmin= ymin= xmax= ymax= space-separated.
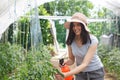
xmin=13 ymin=0 xmax=18 ymax=43
xmin=30 ymin=0 xmax=43 ymax=48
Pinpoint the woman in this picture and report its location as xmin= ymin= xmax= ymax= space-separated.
xmin=55 ymin=12 xmax=105 ymax=80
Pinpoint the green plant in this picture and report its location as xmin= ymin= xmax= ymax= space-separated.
xmin=98 ymin=45 xmax=120 ymax=79
xmin=39 ymin=5 xmax=54 ymax=45
xmin=47 ymin=44 xmax=56 ymax=56
xmin=0 ymin=43 xmax=63 ymax=80
xmin=8 ymin=43 xmax=62 ymax=80
xmin=0 ymin=42 xmax=25 ymax=80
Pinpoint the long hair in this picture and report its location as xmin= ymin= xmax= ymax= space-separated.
xmin=66 ymin=22 xmax=91 ymax=45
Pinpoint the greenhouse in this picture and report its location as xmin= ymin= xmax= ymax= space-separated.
xmin=0 ymin=0 xmax=120 ymax=80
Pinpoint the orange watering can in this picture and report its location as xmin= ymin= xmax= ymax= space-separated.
xmin=59 ymin=58 xmax=74 ymax=80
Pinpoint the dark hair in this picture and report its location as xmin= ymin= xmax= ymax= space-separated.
xmin=66 ymin=22 xmax=91 ymax=45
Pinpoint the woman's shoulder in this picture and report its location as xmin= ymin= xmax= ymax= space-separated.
xmin=89 ymin=34 xmax=99 ymax=44
xmin=90 ymin=34 xmax=98 ymax=40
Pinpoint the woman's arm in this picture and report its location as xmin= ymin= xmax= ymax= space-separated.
xmin=64 ymin=43 xmax=98 ymax=77
xmin=65 ymin=45 xmax=75 ymax=66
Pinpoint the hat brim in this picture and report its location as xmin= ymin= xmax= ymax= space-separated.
xmin=64 ymin=19 xmax=90 ymax=32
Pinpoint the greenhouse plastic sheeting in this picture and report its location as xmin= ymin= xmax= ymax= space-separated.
xmin=1 ymin=0 xmax=120 ymax=39
xmin=0 ymin=0 xmax=54 ymax=39
xmin=89 ymin=0 xmax=120 ymax=16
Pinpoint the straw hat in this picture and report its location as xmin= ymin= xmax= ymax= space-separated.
xmin=64 ymin=12 xmax=90 ymax=32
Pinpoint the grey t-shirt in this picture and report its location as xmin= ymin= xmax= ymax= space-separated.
xmin=71 ymin=34 xmax=103 ymax=72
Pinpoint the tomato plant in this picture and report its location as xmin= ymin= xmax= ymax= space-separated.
xmin=0 ymin=43 xmax=61 ymax=80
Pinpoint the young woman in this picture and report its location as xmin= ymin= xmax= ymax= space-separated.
xmin=55 ymin=12 xmax=105 ymax=80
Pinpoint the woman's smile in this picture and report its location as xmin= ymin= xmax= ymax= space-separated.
xmin=73 ymin=22 xmax=81 ymax=35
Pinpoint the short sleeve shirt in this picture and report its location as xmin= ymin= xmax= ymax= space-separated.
xmin=71 ymin=34 xmax=103 ymax=72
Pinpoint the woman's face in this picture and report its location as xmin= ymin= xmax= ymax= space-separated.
xmin=72 ymin=22 xmax=82 ymax=36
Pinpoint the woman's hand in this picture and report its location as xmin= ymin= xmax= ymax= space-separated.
xmin=55 ymin=74 xmax=64 ymax=80
xmin=55 ymin=72 xmax=68 ymax=80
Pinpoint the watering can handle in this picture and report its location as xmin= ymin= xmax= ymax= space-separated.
xmin=59 ymin=58 xmax=64 ymax=66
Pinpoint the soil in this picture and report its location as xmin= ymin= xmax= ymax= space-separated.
xmin=104 ymin=73 xmax=117 ymax=80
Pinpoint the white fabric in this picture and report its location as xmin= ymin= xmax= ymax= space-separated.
xmin=0 ymin=0 xmax=120 ymax=39
xmin=0 ymin=0 xmax=54 ymax=39
xmin=89 ymin=0 xmax=120 ymax=16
